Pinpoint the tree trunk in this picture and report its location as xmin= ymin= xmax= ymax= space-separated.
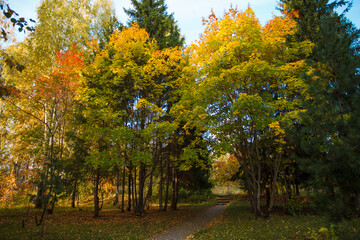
xmin=133 ymin=166 xmax=138 ymax=211
xmin=127 ymin=167 xmax=132 ymax=211
xmin=132 ymin=172 xmax=136 ymax=211
xmin=135 ymin=164 xmax=146 ymax=215
xmin=158 ymin=153 xmax=163 ymax=211
xmin=256 ymin=162 xmax=262 ymax=217
xmin=268 ymin=155 xmax=281 ymax=214
xmin=171 ymin=167 xmax=178 ymax=210
xmin=266 ymin=186 xmax=270 ymax=209
xmin=121 ymin=166 xmax=125 ymax=213
xmin=71 ymin=181 xmax=77 ymax=208
xmin=164 ymin=156 xmax=171 ymax=212
xmin=35 ymin=184 xmax=43 ymax=209
xmin=48 ymin=193 xmax=57 ymax=214
xmin=171 ymin=167 xmax=176 ymax=209
xmin=295 ymin=183 xmax=300 ymax=196
xmin=145 ymin=170 xmax=153 ymax=210
xmin=113 ymin=166 xmax=120 ymax=206
xmin=94 ymin=168 xmax=100 ymax=218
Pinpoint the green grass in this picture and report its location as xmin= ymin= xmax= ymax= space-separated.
xmin=0 ymin=200 xmax=215 ymax=240
xmin=190 ymin=200 xmax=360 ymax=240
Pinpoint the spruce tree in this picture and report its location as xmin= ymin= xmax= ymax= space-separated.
xmin=124 ymin=0 xmax=184 ymax=49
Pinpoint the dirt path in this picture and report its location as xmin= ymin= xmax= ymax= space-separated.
xmin=147 ymin=197 xmax=230 ymax=240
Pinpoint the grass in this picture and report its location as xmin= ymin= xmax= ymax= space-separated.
xmin=0 ymin=199 xmax=216 ymax=240
xmin=190 ymin=199 xmax=360 ymax=240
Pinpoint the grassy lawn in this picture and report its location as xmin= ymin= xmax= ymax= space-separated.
xmin=190 ymin=200 xmax=360 ymax=240
xmin=0 ymin=200 xmax=215 ymax=240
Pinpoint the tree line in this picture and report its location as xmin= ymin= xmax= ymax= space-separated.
xmin=0 ymin=0 xmax=359 ymax=226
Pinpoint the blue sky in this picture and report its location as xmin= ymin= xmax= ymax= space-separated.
xmin=9 ymin=0 xmax=360 ymax=46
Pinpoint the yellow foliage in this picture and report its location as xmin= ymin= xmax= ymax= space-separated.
xmin=269 ymin=121 xmax=285 ymax=135
xmin=0 ymin=173 xmax=17 ymax=207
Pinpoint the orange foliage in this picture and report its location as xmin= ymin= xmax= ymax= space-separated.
xmin=212 ymin=154 xmax=241 ymax=187
xmin=36 ymin=45 xmax=84 ymax=101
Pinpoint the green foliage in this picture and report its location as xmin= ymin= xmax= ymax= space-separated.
xmin=297 ymin=12 xmax=360 ymax=222
xmin=281 ymin=0 xmax=360 ymax=222
xmin=286 ymin=192 xmax=302 ymax=216
xmin=308 ymin=225 xmax=340 ymax=240
xmin=307 ymin=223 xmax=360 ymax=240
xmin=184 ymin=6 xmax=312 ymax=216
xmin=280 ymin=0 xmax=350 ymax=43
xmin=125 ymin=0 xmax=184 ymax=49
xmin=178 ymin=189 xmax=213 ymax=203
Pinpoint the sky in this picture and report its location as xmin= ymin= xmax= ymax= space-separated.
xmin=8 ymin=0 xmax=360 ymax=46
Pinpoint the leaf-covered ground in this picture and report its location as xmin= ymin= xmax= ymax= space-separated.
xmin=190 ymin=200 xmax=360 ymax=240
xmin=0 ymin=201 xmax=215 ymax=240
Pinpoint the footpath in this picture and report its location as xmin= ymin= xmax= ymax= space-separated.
xmin=147 ymin=196 xmax=231 ymax=240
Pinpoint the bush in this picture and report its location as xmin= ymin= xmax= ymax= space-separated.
xmin=178 ymin=189 xmax=213 ymax=203
xmin=307 ymin=224 xmax=360 ymax=240
xmin=286 ymin=192 xmax=302 ymax=216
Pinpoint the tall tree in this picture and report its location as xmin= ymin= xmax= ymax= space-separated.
xmin=281 ymin=0 xmax=360 ymax=221
xmin=125 ymin=0 xmax=190 ymax=212
xmin=298 ymin=14 xmax=360 ymax=221
xmin=180 ymin=6 xmax=311 ymax=217
xmin=124 ymin=0 xmax=184 ymax=49
xmin=79 ymin=23 xmax=184 ymax=216
xmin=0 ymin=0 xmax=118 ymax=226
xmin=280 ymin=0 xmax=350 ymax=43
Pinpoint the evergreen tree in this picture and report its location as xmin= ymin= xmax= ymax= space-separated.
xmin=299 ymin=14 xmax=360 ymax=221
xmin=124 ymin=0 xmax=184 ymax=49
xmin=282 ymin=0 xmax=360 ymax=221
xmin=280 ymin=0 xmax=350 ymax=43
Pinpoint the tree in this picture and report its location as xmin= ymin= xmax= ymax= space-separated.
xmin=280 ymin=0 xmax=350 ymax=43
xmin=125 ymin=0 xmax=184 ymax=49
xmin=125 ymin=0 xmax=192 ymax=212
xmin=79 ymin=23 xmax=185 ymax=216
xmin=182 ymin=6 xmax=311 ymax=217
xmin=0 ymin=1 xmax=118 ymax=231
xmin=281 ymin=0 xmax=360 ymax=221
xmin=210 ymin=154 xmax=240 ymax=193
xmin=298 ymin=13 xmax=360 ymax=221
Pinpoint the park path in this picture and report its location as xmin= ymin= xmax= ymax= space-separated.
xmin=147 ymin=197 xmax=230 ymax=240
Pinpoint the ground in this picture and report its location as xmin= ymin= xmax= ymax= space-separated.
xmin=0 ymin=201 xmax=214 ymax=240
xmin=1 ymin=196 xmax=359 ymax=240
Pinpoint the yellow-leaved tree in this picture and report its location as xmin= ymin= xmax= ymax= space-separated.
xmin=79 ymin=23 xmax=185 ymax=216
xmin=178 ymin=6 xmax=312 ymax=217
